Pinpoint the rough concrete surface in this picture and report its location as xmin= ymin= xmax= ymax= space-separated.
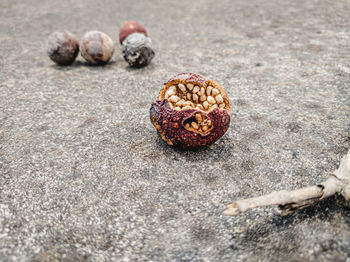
xmin=0 ymin=0 xmax=350 ymax=261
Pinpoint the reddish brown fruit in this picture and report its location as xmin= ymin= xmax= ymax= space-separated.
xmin=119 ymin=21 xmax=147 ymax=44
xmin=150 ymin=73 xmax=231 ymax=149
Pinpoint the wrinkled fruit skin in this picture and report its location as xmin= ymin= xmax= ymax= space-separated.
xmin=119 ymin=21 xmax=147 ymax=44
xmin=150 ymin=73 xmax=231 ymax=149
xmin=122 ymin=33 xmax=155 ymax=68
xmin=150 ymin=100 xmax=230 ymax=148
xmin=47 ymin=30 xmax=79 ymax=66
xmin=80 ymin=31 xmax=114 ymax=65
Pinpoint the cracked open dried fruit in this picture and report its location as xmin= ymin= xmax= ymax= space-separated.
xmin=122 ymin=33 xmax=155 ymax=68
xmin=80 ymin=31 xmax=114 ymax=65
xmin=47 ymin=30 xmax=79 ymax=66
xmin=150 ymin=73 xmax=231 ymax=148
xmin=119 ymin=21 xmax=147 ymax=44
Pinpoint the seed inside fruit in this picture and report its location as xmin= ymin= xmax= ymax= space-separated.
xmin=195 ymin=113 xmax=202 ymax=122
xmin=207 ymin=96 xmax=215 ymax=104
xmin=169 ymin=95 xmax=180 ymax=103
xmin=197 ymin=104 xmax=204 ymax=110
xmin=191 ymin=122 xmax=199 ymax=129
xmin=206 ymin=86 xmax=213 ymax=96
xmin=187 ymin=84 xmax=194 ymax=90
xmin=178 ymin=83 xmax=186 ymax=93
xmin=212 ymin=88 xmax=220 ymax=96
xmin=164 ymin=82 xmax=226 ymax=112
xmin=183 ymin=112 xmax=213 ymax=134
xmin=160 ymin=81 xmax=228 ymax=135
xmin=200 ymin=94 xmax=207 ymax=102
xmin=215 ymin=94 xmax=223 ymax=104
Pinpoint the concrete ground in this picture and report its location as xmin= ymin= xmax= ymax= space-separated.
xmin=1 ymin=0 xmax=350 ymax=261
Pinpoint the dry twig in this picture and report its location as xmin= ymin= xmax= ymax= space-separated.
xmin=224 ymin=150 xmax=350 ymax=216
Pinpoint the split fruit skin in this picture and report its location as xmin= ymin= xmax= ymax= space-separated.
xmin=119 ymin=21 xmax=147 ymax=44
xmin=122 ymin=33 xmax=155 ymax=68
xmin=80 ymin=31 xmax=114 ymax=65
xmin=47 ymin=30 xmax=79 ymax=66
xmin=150 ymin=73 xmax=231 ymax=149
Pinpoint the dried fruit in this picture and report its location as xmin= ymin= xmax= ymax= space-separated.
xmin=80 ymin=31 xmax=114 ymax=65
xmin=122 ymin=33 xmax=155 ymax=68
xmin=119 ymin=21 xmax=147 ymax=44
xmin=46 ymin=30 xmax=79 ymax=66
xmin=150 ymin=73 xmax=231 ymax=148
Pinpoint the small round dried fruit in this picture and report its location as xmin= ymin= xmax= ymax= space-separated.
xmin=122 ymin=33 xmax=155 ymax=68
xmin=80 ymin=31 xmax=114 ymax=65
xmin=46 ymin=30 xmax=79 ymax=66
xmin=119 ymin=21 xmax=147 ymax=44
xmin=150 ymin=73 xmax=231 ymax=148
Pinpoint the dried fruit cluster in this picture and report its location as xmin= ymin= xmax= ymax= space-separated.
xmin=150 ymin=73 xmax=231 ymax=148
xmin=47 ymin=21 xmax=154 ymax=68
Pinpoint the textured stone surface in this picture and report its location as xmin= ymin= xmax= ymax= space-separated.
xmin=0 ymin=0 xmax=350 ymax=261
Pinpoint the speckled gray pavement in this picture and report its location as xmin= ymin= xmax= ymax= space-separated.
xmin=1 ymin=0 xmax=350 ymax=261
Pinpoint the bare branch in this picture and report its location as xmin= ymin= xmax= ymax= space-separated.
xmin=224 ymin=150 xmax=350 ymax=216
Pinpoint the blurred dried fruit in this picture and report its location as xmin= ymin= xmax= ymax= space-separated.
xmin=150 ymin=73 xmax=231 ymax=148
xmin=46 ymin=30 xmax=79 ymax=66
xmin=122 ymin=33 xmax=155 ymax=68
xmin=119 ymin=21 xmax=147 ymax=44
xmin=80 ymin=31 xmax=114 ymax=65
